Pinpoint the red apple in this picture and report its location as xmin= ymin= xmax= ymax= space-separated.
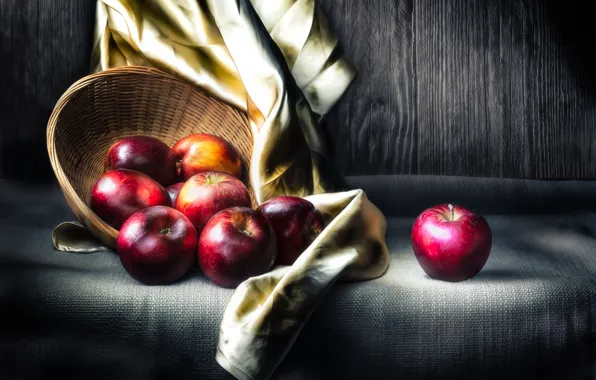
xmin=105 ymin=136 xmax=177 ymax=186
xmin=172 ymin=133 xmax=244 ymax=180
xmin=198 ymin=207 xmax=276 ymax=288
xmin=411 ymin=204 xmax=492 ymax=282
xmin=90 ymin=169 xmax=171 ymax=229
xmin=257 ymin=196 xmax=324 ymax=266
xmin=175 ymin=171 xmax=251 ymax=234
xmin=166 ymin=182 xmax=185 ymax=205
xmin=117 ymin=206 xmax=197 ymax=285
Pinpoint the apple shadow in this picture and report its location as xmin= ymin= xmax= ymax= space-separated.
xmin=472 ymin=268 xmax=540 ymax=282
xmin=417 ymin=267 xmax=548 ymax=284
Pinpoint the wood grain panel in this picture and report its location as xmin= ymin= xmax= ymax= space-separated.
xmin=323 ymin=0 xmax=596 ymax=179
xmin=414 ymin=0 xmax=596 ymax=178
xmin=319 ymin=0 xmax=417 ymax=176
xmin=529 ymin=0 xmax=596 ymax=178
xmin=415 ymin=1 xmax=503 ymax=176
xmin=0 ymin=0 xmax=96 ymax=182
xmin=1 ymin=0 xmax=596 ymax=180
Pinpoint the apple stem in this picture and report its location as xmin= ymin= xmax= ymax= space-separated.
xmin=448 ymin=204 xmax=454 ymax=220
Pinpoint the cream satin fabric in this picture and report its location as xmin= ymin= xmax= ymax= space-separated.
xmin=86 ymin=1 xmax=390 ymax=378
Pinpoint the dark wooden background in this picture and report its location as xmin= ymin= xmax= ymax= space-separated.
xmin=1 ymin=0 xmax=595 ymax=182
xmin=0 ymin=0 xmax=96 ymax=183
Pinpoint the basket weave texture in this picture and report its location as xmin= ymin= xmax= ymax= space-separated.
xmin=47 ymin=66 xmax=252 ymax=249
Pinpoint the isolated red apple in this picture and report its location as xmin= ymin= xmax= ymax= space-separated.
xmin=172 ymin=133 xmax=244 ymax=180
xmin=105 ymin=136 xmax=177 ymax=186
xmin=257 ymin=196 xmax=324 ymax=266
xmin=411 ymin=204 xmax=492 ymax=282
xmin=166 ymin=182 xmax=185 ymax=205
xmin=198 ymin=207 xmax=276 ymax=288
xmin=117 ymin=206 xmax=197 ymax=285
xmin=175 ymin=171 xmax=251 ymax=234
xmin=90 ymin=169 xmax=171 ymax=229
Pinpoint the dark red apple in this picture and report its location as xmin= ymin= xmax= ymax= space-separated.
xmin=175 ymin=171 xmax=251 ymax=234
xmin=117 ymin=206 xmax=197 ymax=285
xmin=90 ymin=169 xmax=171 ymax=229
xmin=198 ymin=207 xmax=276 ymax=288
xmin=105 ymin=136 xmax=177 ymax=186
xmin=411 ymin=204 xmax=492 ymax=282
xmin=172 ymin=133 xmax=244 ymax=180
xmin=257 ymin=196 xmax=324 ymax=266
xmin=166 ymin=182 xmax=185 ymax=205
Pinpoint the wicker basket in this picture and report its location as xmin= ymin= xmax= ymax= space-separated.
xmin=47 ymin=66 xmax=253 ymax=249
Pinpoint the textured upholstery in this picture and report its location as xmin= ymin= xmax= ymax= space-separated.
xmin=1 ymin=177 xmax=595 ymax=379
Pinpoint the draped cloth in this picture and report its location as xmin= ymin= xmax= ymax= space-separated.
xmin=70 ymin=1 xmax=391 ymax=378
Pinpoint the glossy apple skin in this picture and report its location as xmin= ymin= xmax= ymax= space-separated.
xmin=172 ymin=133 xmax=244 ymax=180
xmin=117 ymin=206 xmax=197 ymax=285
xmin=411 ymin=204 xmax=492 ymax=282
xmin=257 ymin=196 xmax=324 ymax=266
xmin=166 ymin=182 xmax=185 ymax=205
xmin=175 ymin=171 xmax=251 ymax=234
xmin=90 ymin=169 xmax=171 ymax=230
xmin=105 ymin=136 xmax=177 ymax=186
xmin=198 ymin=207 xmax=276 ymax=288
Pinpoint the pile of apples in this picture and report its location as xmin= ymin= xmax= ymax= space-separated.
xmin=90 ymin=134 xmax=324 ymax=287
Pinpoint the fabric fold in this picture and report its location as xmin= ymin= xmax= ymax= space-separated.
xmin=216 ymin=189 xmax=388 ymax=379
xmin=73 ymin=0 xmax=391 ymax=378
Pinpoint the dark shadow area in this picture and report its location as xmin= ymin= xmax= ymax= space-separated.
xmin=0 ymin=127 xmax=55 ymax=184
xmin=461 ymin=268 xmax=535 ymax=282
xmin=0 ymin=283 xmax=159 ymax=380
xmin=0 ymin=198 xmax=74 ymax=229
xmin=0 ymin=335 xmax=159 ymax=380
xmin=481 ymin=213 xmax=596 ymax=281
xmin=0 ymin=179 xmax=75 ymax=230
xmin=0 ymin=258 xmax=101 ymax=275
xmin=0 ymin=257 xmax=232 ymax=379
xmin=0 ymin=46 xmax=55 ymax=184
xmin=545 ymin=0 xmax=596 ymax=98
xmin=0 ymin=0 xmax=96 ymax=184
xmin=284 ymin=283 xmax=596 ymax=380
xmin=548 ymin=213 xmax=596 ymax=238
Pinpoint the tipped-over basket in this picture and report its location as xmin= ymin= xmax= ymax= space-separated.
xmin=47 ymin=66 xmax=253 ymax=250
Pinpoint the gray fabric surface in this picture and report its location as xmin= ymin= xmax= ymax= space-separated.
xmin=1 ymin=177 xmax=596 ymax=379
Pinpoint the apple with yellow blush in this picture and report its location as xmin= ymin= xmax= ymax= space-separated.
xmin=172 ymin=134 xmax=244 ymax=180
